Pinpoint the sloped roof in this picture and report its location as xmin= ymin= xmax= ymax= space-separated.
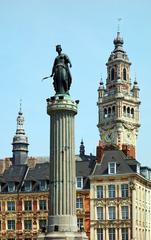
xmin=3 ymin=165 xmax=27 ymax=182
xmin=92 ymin=150 xmax=138 ymax=176
xmin=25 ymin=162 xmax=49 ymax=181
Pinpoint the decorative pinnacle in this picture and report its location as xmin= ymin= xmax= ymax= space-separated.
xmin=117 ymin=18 xmax=122 ymax=33
xmin=19 ymin=99 xmax=22 ymax=113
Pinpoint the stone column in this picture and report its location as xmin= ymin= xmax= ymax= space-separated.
xmin=43 ymin=94 xmax=88 ymax=240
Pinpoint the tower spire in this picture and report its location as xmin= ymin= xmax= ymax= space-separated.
xmin=12 ymin=101 xmax=29 ymax=165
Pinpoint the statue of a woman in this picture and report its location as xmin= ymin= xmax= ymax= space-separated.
xmin=50 ymin=45 xmax=72 ymax=95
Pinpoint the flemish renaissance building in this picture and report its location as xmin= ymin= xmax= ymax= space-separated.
xmin=0 ymin=31 xmax=151 ymax=240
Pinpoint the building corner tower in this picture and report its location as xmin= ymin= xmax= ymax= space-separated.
xmin=12 ymin=103 xmax=29 ymax=165
xmin=97 ymin=31 xmax=140 ymax=158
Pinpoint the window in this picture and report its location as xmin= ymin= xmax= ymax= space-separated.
xmin=77 ymin=218 xmax=83 ymax=230
xmin=0 ymin=184 xmax=1 ymax=192
xmin=24 ymin=200 xmax=32 ymax=211
xmin=108 ymin=162 xmax=116 ymax=174
xmin=131 ymin=108 xmax=134 ymax=118
xmin=123 ymin=106 xmax=126 ymax=116
xmin=76 ymin=198 xmax=83 ymax=208
xmin=108 ymin=107 xmax=111 ymax=117
xmin=121 ymin=228 xmax=128 ymax=240
xmin=108 ymin=206 xmax=116 ymax=220
xmin=97 ymin=228 xmax=103 ymax=240
xmin=24 ymin=220 xmax=32 ymax=230
xmin=8 ymin=182 xmax=15 ymax=192
xmin=127 ymin=107 xmax=130 ymax=117
xmin=121 ymin=206 xmax=129 ymax=219
xmin=104 ymin=108 xmax=108 ymax=118
xmin=109 ymin=228 xmax=115 ymax=240
xmin=121 ymin=184 xmax=128 ymax=198
xmin=76 ymin=177 xmax=83 ymax=189
xmin=112 ymin=106 xmax=115 ymax=116
xmin=96 ymin=186 xmax=103 ymax=198
xmin=97 ymin=207 xmax=103 ymax=220
xmin=39 ymin=200 xmax=47 ymax=210
xmin=39 ymin=219 xmax=46 ymax=230
xmin=7 ymin=201 xmax=15 ymax=211
xmin=24 ymin=181 xmax=32 ymax=192
xmin=123 ymin=68 xmax=127 ymax=80
xmin=111 ymin=68 xmax=115 ymax=80
xmin=0 ymin=220 xmax=1 ymax=231
xmin=7 ymin=220 xmax=15 ymax=230
xmin=40 ymin=180 xmax=47 ymax=191
xmin=108 ymin=185 xmax=115 ymax=198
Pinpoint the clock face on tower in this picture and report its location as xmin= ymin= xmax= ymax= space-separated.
xmin=102 ymin=130 xmax=114 ymax=143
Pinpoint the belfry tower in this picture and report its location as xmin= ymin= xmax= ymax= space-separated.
xmin=12 ymin=103 xmax=29 ymax=165
xmin=97 ymin=31 xmax=140 ymax=157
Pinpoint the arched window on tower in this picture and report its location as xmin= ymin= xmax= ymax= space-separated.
xmin=104 ymin=108 xmax=107 ymax=118
xmin=108 ymin=107 xmax=111 ymax=118
xmin=123 ymin=106 xmax=126 ymax=116
xmin=112 ymin=106 xmax=115 ymax=116
xmin=131 ymin=108 xmax=134 ymax=118
xmin=123 ymin=68 xmax=127 ymax=80
xmin=111 ymin=68 xmax=115 ymax=81
xmin=127 ymin=107 xmax=130 ymax=117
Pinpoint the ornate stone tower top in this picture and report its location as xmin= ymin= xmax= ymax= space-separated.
xmin=12 ymin=102 xmax=29 ymax=165
xmin=97 ymin=32 xmax=140 ymax=158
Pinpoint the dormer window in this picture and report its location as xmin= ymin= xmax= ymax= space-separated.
xmin=76 ymin=177 xmax=83 ymax=189
xmin=40 ymin=180 xmax=47 ymax=191
xmin=24 ymin=181 xmax=32 ymax=192
xmin=137 ymin=164 xmax=140 ymax=174
xmin=108 ymin=162 xmax=116 ymax=174
xmin=8 ymin=182 xmax=15 ymax=192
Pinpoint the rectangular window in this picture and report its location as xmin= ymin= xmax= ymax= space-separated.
xmin=39 ymin=219 xmax=46 ymax=230
xmin=97 ymin=228 xmax=103 ymax=240
xmin=108 ymin=162 xmax=116 ymax=174
xmin=7 ymin=220 xmax=15 ymax=230
xmin=97 ymin=207 xmax=103 ymax=220
xmin=39 ymin=200 xmax=47 ymax=210
xmin=24 ymin=200 xmax=32 ymax=211
xmin=40 ymin=180 xmax=47 ymax=191
xmin=77 ymin=218 xmax=83 ymax=230
xmin=24 ymin=220 xmax=32 ymax=230
xmin=76 ymin=177 xmax=83 ymax=189
xmin=121 ymin=184 xmax=128 ymax=198
xmin=24 ymin=181 xmax=32 ymax=192
xmin=7 ymin=201 xmax=15 ymax=211
xmin=108 ymin=206 xmax=116 ymax=220
xmin=8 ymin=182 xmax=15 ymax=192
xmin=76 ymin=198 xmax=83 ymax=209
xmin=108 ymin=185 xmax=115 ymax=198
xmin=121 ymin=206 xmax=129 ymax=220
xmin=121 ymin=228 xmax=128 ymax=240
xmin=96 ymin=186 xmax=103 ymax=198
xmin=108 ymin=228 xmax=115 ymax=240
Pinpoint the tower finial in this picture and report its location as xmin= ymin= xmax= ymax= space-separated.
xmin=117 ymin=18 xmax=122 ymax=33
xmin=19 ymin=98 xmax=22 ymax=113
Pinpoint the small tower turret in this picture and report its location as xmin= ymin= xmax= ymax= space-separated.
xmin=12 ymin=102 xmax=29 ymax=165
xmin=79 ymin=139 xmax=85 ymax=156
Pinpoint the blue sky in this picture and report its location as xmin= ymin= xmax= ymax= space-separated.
xmin=0 ymin=0 xmax=151 ymax=166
